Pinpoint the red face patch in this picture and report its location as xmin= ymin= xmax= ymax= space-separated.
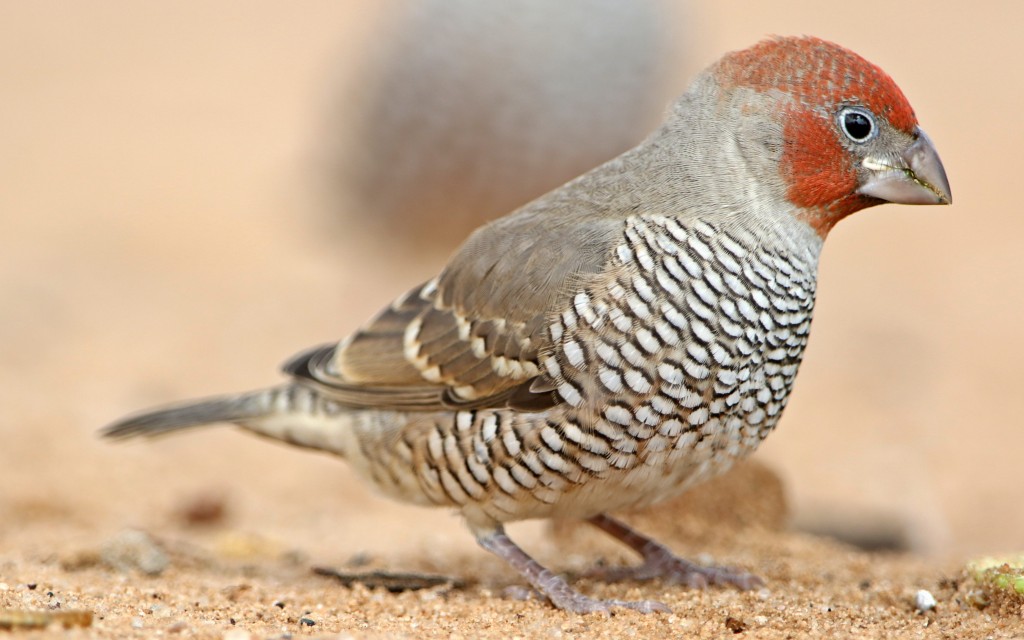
xmin=716 ymin=37 xmax=917 ymax=235
xmin=780 ymin=106 xmax=860 ymax=217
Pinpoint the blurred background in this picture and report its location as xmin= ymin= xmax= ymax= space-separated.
xmin=0 ymin=1 xmax=1018 ymax=564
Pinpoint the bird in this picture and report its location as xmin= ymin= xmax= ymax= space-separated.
xmin=103 ymin=36 xmax=951 ymax=614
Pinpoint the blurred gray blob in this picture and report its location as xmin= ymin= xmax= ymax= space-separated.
xmin=328 ymin=0 xmax=689 ymax=249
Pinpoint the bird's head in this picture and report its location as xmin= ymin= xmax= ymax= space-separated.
xmin=706 ymin=36 xmax=951 ymax=238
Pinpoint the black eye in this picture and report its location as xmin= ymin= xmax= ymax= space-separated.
xmin=839 ymin=107 xmax=875 ymax=142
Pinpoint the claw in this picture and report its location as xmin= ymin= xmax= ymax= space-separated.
xmin=587 ymin=514 xmax=762 ymax=590
xmin=550 ymin=592 xmax=670 ymax=615
xmin=477 ymin=526 xmax=670 ymax=614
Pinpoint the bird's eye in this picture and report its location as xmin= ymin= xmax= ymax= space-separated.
xmin=839 ymin=107 xmax=876 ymax=143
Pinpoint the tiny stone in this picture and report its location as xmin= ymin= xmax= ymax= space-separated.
xmin=26 ymin=583 xmax=37 ymax=590
xmin=914 ymin=589 xmax=937 ymax=613
xmin=177 ymin=491 xmax=228 ymax=526
xmin=131 ymin=618 xmax=144 ymax=629
xmin=282 ymin=550 xmax=308 ymax=566
xmin=299 ymin=617 xmax=315 ymax=627
xmin=346 ymin=552 xmax=372 ymax=568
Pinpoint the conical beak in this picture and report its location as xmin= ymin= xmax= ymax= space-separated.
xmin=857 ymin=127 xmax=952 ymax=205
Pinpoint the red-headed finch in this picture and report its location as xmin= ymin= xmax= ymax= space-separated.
xmin=104 ymin=37 xmax=950 ymax=613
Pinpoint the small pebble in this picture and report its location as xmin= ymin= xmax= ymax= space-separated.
xmin=914 ymin=589 xmax=936 ymax=613
xmin=965 ymin=589 xmax=989 ymax=609
xmin=177 ymin=491 xmax=228 ymax=526
xmin=299 ymin=617 xmax=315 ymax=627
xmin=724 ymin=616 xmax=747 ymax=633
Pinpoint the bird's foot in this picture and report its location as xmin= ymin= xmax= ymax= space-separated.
xmin=587 ymin=551 xmax=762 ymax=590
xmin=586 ymin=514 xmax=762 ymax=590
xmin=505 ymin=583 xmax=668 ymax=614
xmin=478 ymin=527 xmax=670 ymax=614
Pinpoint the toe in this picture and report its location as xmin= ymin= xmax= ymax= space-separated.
xmin=618 ymin=599 xmax=671 ymax=614
xmin=703 ymin=566 xmax=763 ymax=590
xmin=548 ymin=592 xmax=671 ymax=614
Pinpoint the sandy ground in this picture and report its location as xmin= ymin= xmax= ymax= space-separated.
xmin=2 ymin=2 xmax=1023 ymax=638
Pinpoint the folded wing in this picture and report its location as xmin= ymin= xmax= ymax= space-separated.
xmin=284 ymin=207 xmax=624 ymax=412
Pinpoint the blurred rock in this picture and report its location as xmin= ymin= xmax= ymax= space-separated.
xmin=213 ymin=531 xmax=289 ymax=562
xmin=551 ymin=459 xmax=788 ymax=548
xmin=792 ymin=505 xmax=913 ymax=552
xmin=326 ymin=0 xmax=690 ymax=249
xmin=100 ymin=529 xmax=169 ymax=575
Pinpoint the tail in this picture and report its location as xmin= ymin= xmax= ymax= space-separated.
xmin=104 ymin=385 xmax=431 ymax=504
xmin=101 ymin=384 xmax=367 ymax=461
xmin=101 ymin=387 xmax=286 ymax=440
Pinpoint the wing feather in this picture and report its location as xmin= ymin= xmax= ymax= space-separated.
xmin=283 ymin=194 xmax=627 ymax=412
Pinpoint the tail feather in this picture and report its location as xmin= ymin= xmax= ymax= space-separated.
xmin=104 ymin=384 xmax=421 ymax=501
xmin=101 ymin=387 xmax=281 ymax=440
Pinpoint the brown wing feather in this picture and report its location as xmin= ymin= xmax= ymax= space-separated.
xmin=283 ymin=189 xmax=627 ymax=411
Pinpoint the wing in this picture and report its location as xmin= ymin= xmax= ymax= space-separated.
xmin=284 ymin=202 xmax=626 ymax=412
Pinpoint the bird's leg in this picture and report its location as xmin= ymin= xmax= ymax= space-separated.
xmin=475 ymin=526 xmax=669 ymax=614
xmin=586 ymin=514 xmax=762 ymax=589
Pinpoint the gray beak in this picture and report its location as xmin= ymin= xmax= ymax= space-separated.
xmin=857 ymin=127 xmax=952 ymax=205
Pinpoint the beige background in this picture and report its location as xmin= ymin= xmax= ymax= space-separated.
xmin=0 ymin=0 xmax=1019 ymax=591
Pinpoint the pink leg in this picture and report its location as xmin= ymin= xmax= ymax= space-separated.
xmin=587 ymin=514 xmax=762 ymax=589
xmin=476 ymin=526 xmax=669 ymax=614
